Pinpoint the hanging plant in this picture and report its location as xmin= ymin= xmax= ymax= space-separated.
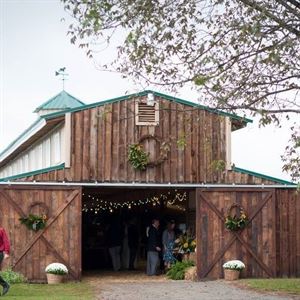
xmin=225 ymin=204 xmax=248 ymax=231
xmin=19 ymin=214 xmax=48 ymax=231
xmin=128 ymin=144 xmax=149 ymax=170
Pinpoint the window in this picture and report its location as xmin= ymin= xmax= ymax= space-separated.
xmin=43 ymin=138 xmax=51 ymax=167
xmin=135 ymin=98 xmax=159 ymax=126
xmin=37 ymin=144 xmax=43 ymax=169
xmin=51 ymin=132 xmax=61 ymax=164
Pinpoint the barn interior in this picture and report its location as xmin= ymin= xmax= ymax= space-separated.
xmin=81 ymin=187 xmax=196 ymax=272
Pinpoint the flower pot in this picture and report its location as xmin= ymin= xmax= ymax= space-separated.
xmin=182 ymin=253 xmax=190 ymax=261
xmin=224 ymin=269 xmax=240 ymax=281
xmin=46 ymin=273 xmax=64 ymax=284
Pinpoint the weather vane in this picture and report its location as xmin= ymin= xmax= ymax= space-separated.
xmin=55 ymin=67 xmax=69 ymax=90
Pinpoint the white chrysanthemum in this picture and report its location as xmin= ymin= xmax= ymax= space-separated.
xmin=222 ymin=260 xmax=245 ymax=271
xmin=45 ymin=263 xmax=68 ymax=275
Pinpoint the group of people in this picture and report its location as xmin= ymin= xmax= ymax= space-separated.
xmin=106 ymin=216 xmax=178 ymax=275
xmin=107 ymin=217 xmax=139 ymax=272
xmin=146 ymin=218 xmax=176 ymax=276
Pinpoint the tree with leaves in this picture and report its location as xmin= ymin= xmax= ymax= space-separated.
xmin=62 ymin=0 xmax=300 ymax=182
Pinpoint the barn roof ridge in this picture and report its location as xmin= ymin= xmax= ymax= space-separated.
xmin=42 ymin=89 xmax=253 ymax=124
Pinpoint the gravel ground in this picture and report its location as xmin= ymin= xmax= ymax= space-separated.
xmin=85 ymin=271 xmax=298 ymax=300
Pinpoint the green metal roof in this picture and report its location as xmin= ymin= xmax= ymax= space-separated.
xmin=43 ymin=90 xmax=253 ymax=124
xmin=34 ymin=91 xmax=85 ymax=113
xmin=232 ymin=166 xmax=296 ymax=185
xmin=0 ymin=163 xmax=65 ymax=182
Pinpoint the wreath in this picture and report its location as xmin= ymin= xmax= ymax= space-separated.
xmin=19 ymin=214 xmax=48 ymax=231
xmin=128 ymin=135 xmax=170 ymax=170
xmin=128 ymin=144 xmax=149 ymax=170
xmin=225 ymin=204 xmax=248 ymax=231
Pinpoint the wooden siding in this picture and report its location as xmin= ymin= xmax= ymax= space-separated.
xmin=196 ymin=188 xmax=300 ymax=279
xmin=0 ymin=186 xmax=82 ymax=282
xmin=15 ymin=95 xmax=276 ymax=184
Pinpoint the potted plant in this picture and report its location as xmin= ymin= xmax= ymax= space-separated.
xmin=19 ymin=214 xmax=47 ymax=231
xmin=45 ymin=263 xmax=68 ymax=284
xmin=222 ymin=260 xmax=245 ymax=280
xmin=174 ymin=234 xmax=196 ymax=262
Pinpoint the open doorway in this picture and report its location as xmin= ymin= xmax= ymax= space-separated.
xmin=81 ymin=187 xmax=195 ymax=273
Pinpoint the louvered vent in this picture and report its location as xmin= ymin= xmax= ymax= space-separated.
xmin=135 ymin=100 xmax=159 ymax=125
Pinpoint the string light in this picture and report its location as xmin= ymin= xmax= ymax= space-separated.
xmin=82 ymin=192 xmax=187 ymax=214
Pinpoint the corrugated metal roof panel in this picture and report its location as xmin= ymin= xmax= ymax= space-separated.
xmin=34 ymin=91 xmax=85 ymax=113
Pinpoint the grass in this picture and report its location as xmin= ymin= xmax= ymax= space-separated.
xmin=1 ymin=282 xmax=94 ymax=300
xmin=240 ymin=278 xmax=300 ymax=295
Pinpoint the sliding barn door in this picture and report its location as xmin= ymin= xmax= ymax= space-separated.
xmin=196 ymin=189 xmax=276 ymax=279
xmin=0 ymin=186 xmax=82 ymax=282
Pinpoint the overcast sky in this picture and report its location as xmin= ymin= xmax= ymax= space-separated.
xmin=0 ymin=0 xmax=294 ymax=181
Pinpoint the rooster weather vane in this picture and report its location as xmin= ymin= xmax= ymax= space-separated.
xmin=55 ymin=67 xmax=69 ymax=90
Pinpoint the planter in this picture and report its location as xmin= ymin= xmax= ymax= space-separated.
xmin=224 ymin=269 xmax=240 ymax=281
xmin=182 ymin=252 xmax=197 ymax=264
xmin=46 ymin=273 xmax=64 ymax=284
xmin=189 ymin=252 xmax=197 ymax=264
xmin=182 ymin=253 xmax=190 ymax=261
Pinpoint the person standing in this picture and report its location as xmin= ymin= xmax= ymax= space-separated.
xmin=162 ymin=220 xmax=176 ymax=269
xmin=0 ymin=227 xmax=10 ymax=296
xmin=146 ymin=218 xmax=161 ymax=276
xmin=128 ymin=218 xmax=139 ymax=270
xmin=107 ymin=218 xmax=123 ymax=272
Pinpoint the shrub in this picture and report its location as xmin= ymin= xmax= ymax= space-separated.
xmin=166 ymin=260 xmax=195 ymax=280
xmin=0 ymin=268 xmax=26 ymax=284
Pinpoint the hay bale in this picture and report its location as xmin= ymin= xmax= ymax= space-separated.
xmin=184 ymin=266 xmax=197 ymax=281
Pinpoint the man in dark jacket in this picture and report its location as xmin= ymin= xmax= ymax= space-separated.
xmin=146 ymin=218 xmax=161 ymax=275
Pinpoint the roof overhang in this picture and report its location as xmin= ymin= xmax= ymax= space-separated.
xmin=42 ymin=90 xmax=253 ymax=129
xmin=0 ymin=182 xmax=296 ymax=189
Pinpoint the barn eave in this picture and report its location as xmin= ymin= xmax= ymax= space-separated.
xmin=43 ymin=90 xmax=252 ymax=129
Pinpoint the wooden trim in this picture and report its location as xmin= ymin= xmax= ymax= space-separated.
xmin=196 ymin=189 xmax=201 ymax=279
xmin=225 ymin=117 xmax=232 ymax=170
xmin=13 ymin=190 xmax=79 ymax=269
xmin=234 ymin=233 xmax=274 ymax=277
xmin=199 ymin=236 xmax=236 ymax=278
xmin=196 ymin=189 xmax=276 ymax=278
xmin=199 ymin=188 xmax=275 ymax=193
xmin=247 ymin=191 xmax=273 ymax=223
xmin=1 ymin=185 xmax=77 ymax=190
xmin=40 ymin=236 xmax=78 ymax=279
xmin=199 ymin=192 xmax=225 ymax=221
xmin=64 ymin=112 xmax=71 ymax=168
xmin=0 ymin=189 xmax=26 ymax=218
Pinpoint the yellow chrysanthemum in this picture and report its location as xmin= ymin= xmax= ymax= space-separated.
xmin=183 ymin=242 xmax=189 ymax=248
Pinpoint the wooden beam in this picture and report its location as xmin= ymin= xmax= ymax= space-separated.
xmin=13 ymin=190 xmax=79 ymax=268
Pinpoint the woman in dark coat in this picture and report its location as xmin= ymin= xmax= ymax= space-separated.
xmin=0 ymin=227 xmax=10 ymax=296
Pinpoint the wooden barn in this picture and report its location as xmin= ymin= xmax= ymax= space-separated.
xmin=0 ymin=90 xmax=299 ymax=282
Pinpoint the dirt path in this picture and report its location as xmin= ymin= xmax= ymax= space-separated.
xmin=84 ymin=271 xmax=297 ymax=300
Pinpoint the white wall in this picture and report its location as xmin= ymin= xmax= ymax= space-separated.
xmin=0 ymin=124 xmax=65 ymax=178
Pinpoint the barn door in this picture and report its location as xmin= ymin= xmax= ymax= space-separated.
xmin=0 ymin=186 xmax=82 ymax=282
xmin=196 ymin=189 xmax=276 ymax=279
